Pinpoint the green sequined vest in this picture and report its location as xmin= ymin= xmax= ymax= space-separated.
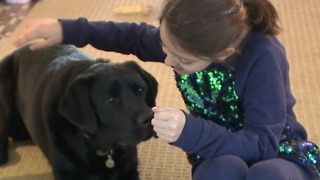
xmin=175 ymin=64 xmax=243 ymax=131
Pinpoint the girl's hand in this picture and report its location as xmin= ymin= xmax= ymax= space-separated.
xmin=151 ymin=106 xmax=186 ymax=143
xmin=14 ymin=18 xmax=63 ymax=50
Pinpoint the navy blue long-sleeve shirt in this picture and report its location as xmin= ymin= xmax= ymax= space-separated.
xmin=59 ymin=17 xmax=308 ymax=165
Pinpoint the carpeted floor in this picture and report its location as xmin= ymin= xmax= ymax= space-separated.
xmin=0 ymin=0 xmax=319 ymax=179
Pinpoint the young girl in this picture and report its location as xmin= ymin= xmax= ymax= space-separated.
xmin=13 ymin=0 xmax=320 ymax=179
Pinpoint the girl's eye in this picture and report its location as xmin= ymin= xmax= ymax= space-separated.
xmin=178 ymin=57 xmax=192 ymax=65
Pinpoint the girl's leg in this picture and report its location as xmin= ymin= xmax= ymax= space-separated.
xmin=246 ymin=158 xmax=311 ymax=180
xmin=192 ymin=155 xmax=248 ymax=180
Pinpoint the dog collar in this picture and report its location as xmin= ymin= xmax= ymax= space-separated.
xmin=84 ymin=131 xmax=116 ymax=169
xmin=96 ymin=149 xmax=115 ymax=168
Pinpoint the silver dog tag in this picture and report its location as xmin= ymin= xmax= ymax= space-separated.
xmin=105 ymin=153 xmax=115 ymax=168
xmin=105 ymin=158 xmax=115 ymax=168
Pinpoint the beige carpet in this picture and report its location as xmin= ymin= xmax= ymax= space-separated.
xmin=0 ymin=0 xmax=319 ymax=179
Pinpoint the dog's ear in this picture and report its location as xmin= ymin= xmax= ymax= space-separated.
xmin=58 ymin=73 xmax=97 ymax=133
xmin=123 ymin=61 xmax=158 ymax=107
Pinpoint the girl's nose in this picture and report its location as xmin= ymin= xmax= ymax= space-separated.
xmin=164 ymin=54 xmax=177 ymax=67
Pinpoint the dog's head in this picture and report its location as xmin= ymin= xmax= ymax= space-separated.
xmin=58 ymin=60 xmax=158 ymax=151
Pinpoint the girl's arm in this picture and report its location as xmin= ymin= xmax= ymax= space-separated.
xmin=60 ymin=17 xmax=166 ymax=62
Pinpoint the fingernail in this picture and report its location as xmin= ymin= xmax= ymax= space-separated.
xmin=29 ymin=45 xmax=36 ymax=51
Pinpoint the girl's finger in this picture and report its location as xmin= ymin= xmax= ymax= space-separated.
xmin=152 ymin=106 xmax=174 ymax=113
xmin=151 ymin=118 xmax=167 ymax=128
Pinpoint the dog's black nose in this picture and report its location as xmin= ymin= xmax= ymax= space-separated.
xmin=139 ymin=117 xmax=152 ymax=126
xmin=137 ymin=112 xmax=153 ymax=126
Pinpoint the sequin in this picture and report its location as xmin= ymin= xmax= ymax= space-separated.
xmin=176 ymin=65 xmax=243 ymax=163
xmin=175 ymin=64 xmax=320 ymax=177
xmin=175 ymin=65 xmax=243 ymax=132
xmin=278 ymin=140 xmax=320 ymax=177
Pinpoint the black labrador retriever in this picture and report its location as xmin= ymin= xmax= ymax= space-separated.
xmin=0 ymin=45 xmax=158 ymax=180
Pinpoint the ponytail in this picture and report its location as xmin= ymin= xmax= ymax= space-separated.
xmin=243 ymin=0 xmax=281 ymax=35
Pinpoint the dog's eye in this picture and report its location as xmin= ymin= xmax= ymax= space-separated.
xmin=136 ymin=87 xmax=144 ymax=95
xmin=105 ymin=98 xmax=115 ymax=104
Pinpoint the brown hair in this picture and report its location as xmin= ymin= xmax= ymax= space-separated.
xmin=160 ymin=0 xmax=281 ymax=59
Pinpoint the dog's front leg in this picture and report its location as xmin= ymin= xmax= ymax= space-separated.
xmin=53 ymin=169 xmax=107 ymax=180
xmin=53 ymin=170 xmax=89 ymax=180
xmin=51 ymin=160 xmax=90 ymax=180
xmin=0 ymin=54 xmax=15 ymax=165
xmin=117 ymin=171 xmax=140 ymax=180
xmin=0 ymin=131 xmax=9 ymax=165
xmin=0 ymin=99 xmax=11 ymax=165
xmin=49 ymin=155 xmax=88 ymax=180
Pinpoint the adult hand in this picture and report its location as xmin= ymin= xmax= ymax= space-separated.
xmin=151 ymin=106 xmax=186 ymax=143
xmin=14 ymin=18 xmax=63 ymax=50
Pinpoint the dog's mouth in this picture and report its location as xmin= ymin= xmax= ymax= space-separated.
xmin=95 ymin=141 xmax=117 ymax=155
xmin=96 ymin=149 xmax=112 ymax=156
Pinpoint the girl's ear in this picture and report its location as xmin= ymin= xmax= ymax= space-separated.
xmin=217 ymin=47 xmax=236 ymax=61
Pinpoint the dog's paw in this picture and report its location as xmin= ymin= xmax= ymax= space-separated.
xmin=0 ymin=148 xmax=9 ymax=165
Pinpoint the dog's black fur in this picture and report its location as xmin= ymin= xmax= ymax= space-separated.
xmin=0 ymin=45 xmax=158 ymax=180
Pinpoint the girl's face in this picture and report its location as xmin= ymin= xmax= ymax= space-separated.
xmin=160 ymin=22 xmax=212 ymax=75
